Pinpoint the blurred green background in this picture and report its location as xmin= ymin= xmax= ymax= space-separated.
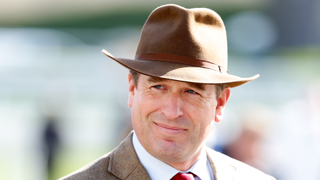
xmin=1 ymin=0 xmax=320 ymax=180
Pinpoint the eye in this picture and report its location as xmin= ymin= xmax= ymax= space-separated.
xmin=152 ymin=85 xmax=164 ymax=89
xmin=186 ymin=89 xmax=198 ymax=94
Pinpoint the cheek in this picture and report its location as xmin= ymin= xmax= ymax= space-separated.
xmin=131 ymin=94 xmax=158 ymax=125
xmin=131 ymin=96 xmax=144 ymax=129
xmin=190 ymin=105 xmax=216 ymax=132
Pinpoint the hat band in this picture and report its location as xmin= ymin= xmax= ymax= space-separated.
xmin=135 ymin=53 xmax=228 ymax=74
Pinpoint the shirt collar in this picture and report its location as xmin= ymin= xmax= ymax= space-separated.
xmin=189 ymin=149 xmax=212 ymax=180
xmin=132 ymin=132 xmax=212 ymax=180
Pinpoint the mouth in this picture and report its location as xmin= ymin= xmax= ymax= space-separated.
xmin=154 ymin=122 xmax=187 ymax=134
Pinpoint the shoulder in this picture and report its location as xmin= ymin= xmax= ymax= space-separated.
xmin=58 ymin=151 xmax=119 ymax=180
xmin=58 ymin=132 xmax=146 ymax=180
xmin=206 ymin=148 xmax=276 ymax=180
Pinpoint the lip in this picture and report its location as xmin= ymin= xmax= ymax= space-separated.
xmin=154 ymin=122 xmax=187 ymax=134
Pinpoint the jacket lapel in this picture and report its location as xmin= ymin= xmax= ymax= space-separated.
xmin=207 ymin=148 xmax=236 ymax=180
xmin=108 ymin=131 xmax=151 ymax=180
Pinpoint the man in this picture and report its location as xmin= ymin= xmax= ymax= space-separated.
xmin=60 ymin=4 xmax=275 ymax=180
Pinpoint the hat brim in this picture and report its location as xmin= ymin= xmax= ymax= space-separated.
xmin=102 ymin=50 xmax=259 ymax=88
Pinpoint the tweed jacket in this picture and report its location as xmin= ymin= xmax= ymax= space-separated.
xmin=59 ymin=132 xmax=275 ymax=180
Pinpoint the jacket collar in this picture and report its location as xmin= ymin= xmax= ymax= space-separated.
xmin=206 ymin=147 xmax=236 ymax=180
xmin=108 ymin=131 xmax=151 ymax=180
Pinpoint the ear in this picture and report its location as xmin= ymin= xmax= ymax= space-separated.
xmin=128 ymin=73 xmax=136 ymax=108
xmin=215 ymin=87 xmax=231 ymax=123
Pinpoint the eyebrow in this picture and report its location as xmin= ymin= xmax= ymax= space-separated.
xmin=147 ymin=76 xmax=206 ymax=91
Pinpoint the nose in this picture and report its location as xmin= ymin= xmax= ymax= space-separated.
xmin=161 ymin=93 xmax=183 ymax=120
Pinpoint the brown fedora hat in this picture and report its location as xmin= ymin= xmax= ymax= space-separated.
xmin=102 ymin=4 xmax=259 ymax=87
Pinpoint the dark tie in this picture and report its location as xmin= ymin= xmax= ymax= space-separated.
xmin=171 ymin=172 xmax=195 ymax=180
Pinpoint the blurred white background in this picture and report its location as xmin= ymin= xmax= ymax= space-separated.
xmin=0 ymin=0 xmax=320 ymax=180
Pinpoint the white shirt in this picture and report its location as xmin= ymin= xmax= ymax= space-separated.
xmin=132 ymin=133 xmax=214 ymax=180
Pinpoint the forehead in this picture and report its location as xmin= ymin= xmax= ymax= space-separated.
xmin=141 ymin=74 xmax=210 ymax=91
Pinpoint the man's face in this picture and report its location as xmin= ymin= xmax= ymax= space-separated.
xmin=128 ymin=74 xmax=230 ymax=170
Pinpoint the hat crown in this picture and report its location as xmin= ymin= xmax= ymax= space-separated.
xmin=136 ymin=4 xmax=228 ymax=70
